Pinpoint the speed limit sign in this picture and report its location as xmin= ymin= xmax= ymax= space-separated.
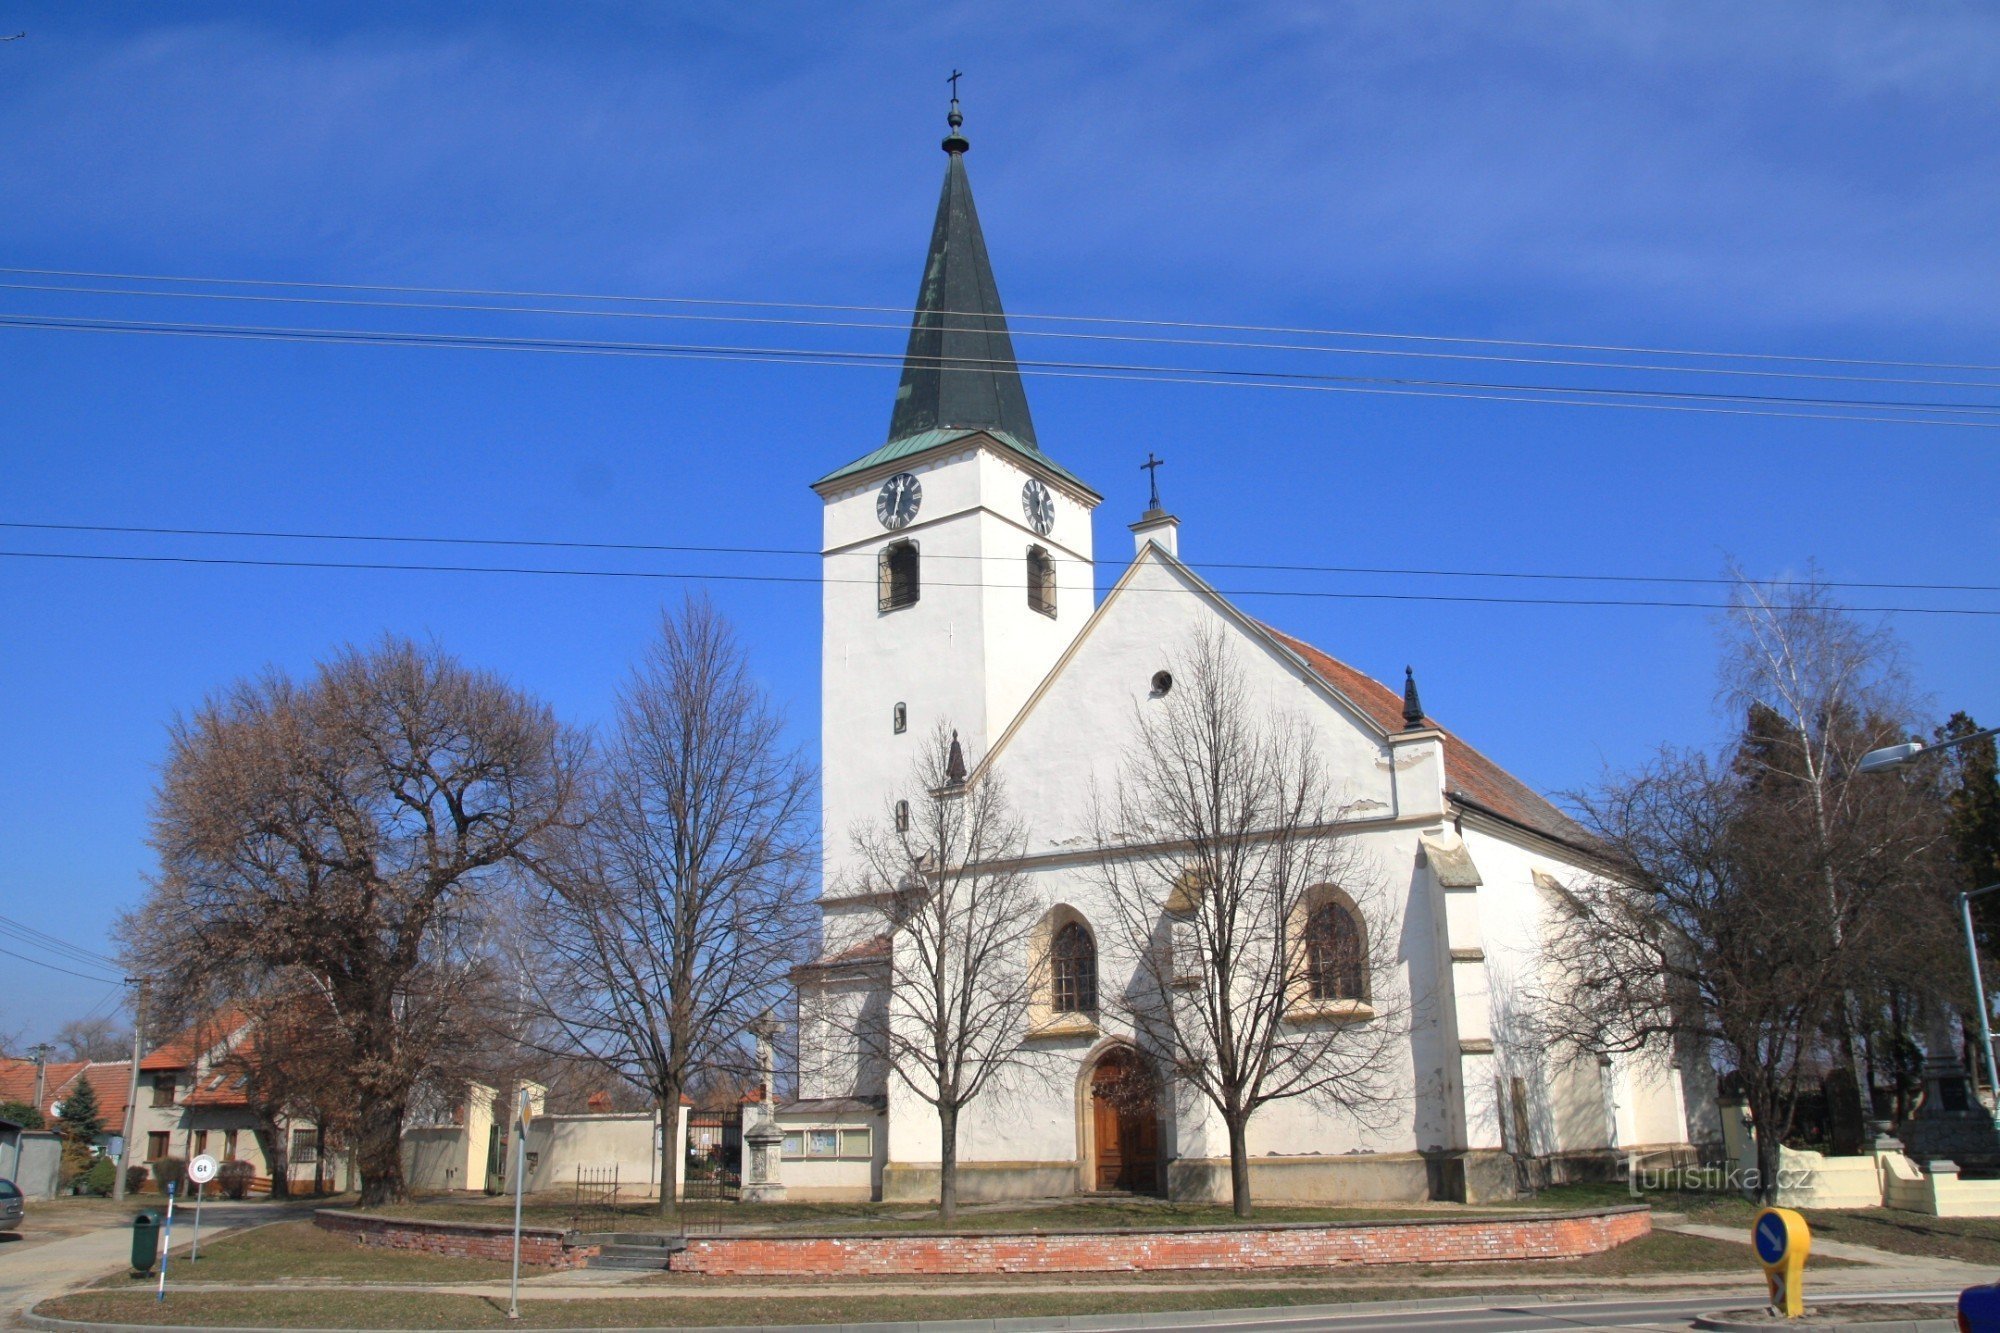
xmin=188 ymin=1154 xmax=218 ymax=1185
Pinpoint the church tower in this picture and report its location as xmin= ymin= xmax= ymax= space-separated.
xmin=812 ymin=96 xmax=1100 ymax=908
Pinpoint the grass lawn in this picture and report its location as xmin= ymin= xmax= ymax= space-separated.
xmin=1798 ymin=1207 xmax=2000 ymax=1266
xmin=367 ymin=1195 xmax=1554 ymax=1236
xmin=92 ymin=1220 xmax=516 ymax=1288
xmin=37 ymin=1281 xmax=1667 ymax=1328
xmin=1509 ymin=1182 xmax=1759 ymax=1226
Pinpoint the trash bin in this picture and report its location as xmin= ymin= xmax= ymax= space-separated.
xmin=131 ymin=1211 xmax=160 ymax=1274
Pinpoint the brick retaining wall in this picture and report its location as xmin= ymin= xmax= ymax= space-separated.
xmin=313 ymin=1210 xmax=600 ymax=1270
xmin=673 ymin=1206 xmax=1651 ymax=1276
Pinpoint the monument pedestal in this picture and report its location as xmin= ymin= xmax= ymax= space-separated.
xmin=739 ymin=1118 xmax=787 ymax=1204
xmin=1898 ymin=1045 xmax=2000 ymax=1171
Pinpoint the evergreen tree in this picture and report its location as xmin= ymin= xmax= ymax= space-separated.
xmin=54 ymin=1073 xmax=105 ymax=1180
xmin=56 ymin=1073 xmax=104 ymax=1143
xmin=1940 ymin=712 xmax=2000 ymax=945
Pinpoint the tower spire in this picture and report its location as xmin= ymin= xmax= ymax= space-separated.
xmin=883 ymin=82 xmax=1039 ymax=449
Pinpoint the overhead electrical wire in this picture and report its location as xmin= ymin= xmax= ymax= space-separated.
xmin=4 ymin=278 xmax=1998 ymax=393
xmin=0 ymin=912 xmax=121 ymax=969
xmin=3 ymin=312 xmax=1997 ymax=431
xmin=7 ymin=264 xmax=2000 ymax=376
xmin=6 ymin=548 xmax=1996 ymax=617
xmin=0 ymin=941 xmax=123 ymax=985
xmin=6 ymin=520 xmax=1998 ymax=596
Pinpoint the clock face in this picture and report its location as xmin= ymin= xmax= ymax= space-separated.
xmin=1022 ymin=478 xmax=1055 ymax=535
xmin=876 ymin=472 xmax=922 ymax=530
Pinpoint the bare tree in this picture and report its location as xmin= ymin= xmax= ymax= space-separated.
xmin=131 ymin=636 xmax=584 ymax=1206
xmin=1091 ymin=629 xmax=1404 ymax=1218
xmin=1540 ymin=731 xmax=1951 ymax=1200
xmin=1720 ymin=564 xmax=1960 ymax=1138
xmin=852 ymin=725 xmax=1040 ymax=1222
xmin=519 ymin=597 xmax=815 ymax=1212
xmin=54 ymin=1016 xmax=129 ymax=1062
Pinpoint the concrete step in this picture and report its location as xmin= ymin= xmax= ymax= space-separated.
xmin=584 ymin=1232 xmax=686 ymax=1250
xmin=585 ymin=1252 xmax=673 ymax=1271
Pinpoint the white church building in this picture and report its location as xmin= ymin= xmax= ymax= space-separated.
xmin=780 ymin=101 xmax=1712 ymax=1207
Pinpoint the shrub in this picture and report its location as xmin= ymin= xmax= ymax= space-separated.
xmin=151 ymin=1157 xmax=188 ymax=1197
xmin=217 ymin=1160 xmax=254 ymax=1200
xmin=0 ymin=1099 xmax=44 ymax=1130
xmin=80 ymin=1157 xmax=116 ymax=1196
xmin=125 ymin=1165 xmax=151 ymax=1195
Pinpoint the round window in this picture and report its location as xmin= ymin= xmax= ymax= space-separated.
xmin=1151 ymin=670 xmax=1173 ymax=695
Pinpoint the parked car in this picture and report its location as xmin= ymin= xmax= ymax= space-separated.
xmin=0 ymin=1179 xmax=23 ymax=1233
xmin=1959 ymin=1281 xmax=2000 ymax=1332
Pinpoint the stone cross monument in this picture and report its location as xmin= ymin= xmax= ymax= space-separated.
xmin=739 ymin=1009 xmax=788 ymax=1203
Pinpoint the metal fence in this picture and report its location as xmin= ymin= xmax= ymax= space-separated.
xmin=569 ymin=1164 xmax=622 ymax=1229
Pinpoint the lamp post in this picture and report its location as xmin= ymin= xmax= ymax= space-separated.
xmin=1856 ymin=726 xmax=2000 ymax=1103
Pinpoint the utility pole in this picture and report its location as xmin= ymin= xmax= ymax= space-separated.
xmin=114 ymin=979 xmax=146 ymax=1202
xmin=27 ymin=1043 xmax=54 ymax=1119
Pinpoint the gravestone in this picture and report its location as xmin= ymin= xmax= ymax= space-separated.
xmin=1824 ymin=1067 xmax=1865 ymax=1157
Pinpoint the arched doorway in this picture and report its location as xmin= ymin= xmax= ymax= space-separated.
xmin=1087 ymin=1047 xmax=1160 ymax=1194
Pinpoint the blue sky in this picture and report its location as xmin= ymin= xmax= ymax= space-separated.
xmin=3 ymin=2 xmax=1997 ymax=1041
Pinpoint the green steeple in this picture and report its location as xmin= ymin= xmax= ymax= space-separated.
xmin=883 ymin=95 xmax=1040 ymax=450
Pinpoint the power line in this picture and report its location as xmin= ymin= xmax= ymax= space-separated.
xmin=8 ymin=263 xmax=1999 ymax=376
xmin=0 ymin=913 xmax=121 ymax=968
xmin=0 ymin=942 xmax=123 ymax=986
xmin=7 ymin=547 xmax=1998 ymax=616
xmin=4 ymin=312 xmax=1998 ymax=431
xmin=7 ymin=278 xmax=2000 ymax=394
xmin=8 ymin=520 xmax=1999 ymax=596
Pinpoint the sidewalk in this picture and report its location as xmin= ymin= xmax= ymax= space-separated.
xmin=0 ymin=1204 xmax=311 ymax=1328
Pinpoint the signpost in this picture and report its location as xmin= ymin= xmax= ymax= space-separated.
xmin=508 ymin=1088 xmax=533 ymax=1321
xmin=156 ymin=1181 xmax=177 ymax=1302
xmin=187 ymin=1154 xmax=218 ymax=1260
xmin=1752 ymin=1206 xmax=1811 ymax=1319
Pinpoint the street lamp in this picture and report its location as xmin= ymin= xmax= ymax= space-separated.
xmin=1856 ymin=726 xmax=2000 ymax=775
xmin=1856 ymin=723 xmax=2000 ymax=1102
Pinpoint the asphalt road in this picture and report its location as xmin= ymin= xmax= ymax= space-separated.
xmin=1075 ymin=1289 xmax=1963 ymax=1332
xmin=0 ymin=1200 xmax=299 ymax=1327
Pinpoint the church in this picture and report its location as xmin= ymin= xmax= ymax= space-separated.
xmin=778 ymin=100 xmax=1712 ymax=1207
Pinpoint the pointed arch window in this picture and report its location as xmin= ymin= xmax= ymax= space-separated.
xmin=880 ymin=540 xmax=920 ymax=611
xmin=1304 ymin=900 xmax=1366 ymax=1002
xmin=1027 ymin=545 xmax=1056 ymax=617
xmin=1052 ymin=920 xmax=1098 ymax=1015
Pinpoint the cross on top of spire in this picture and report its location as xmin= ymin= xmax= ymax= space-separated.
xmin=1141 ymin=453 xmax=1165 ymax=511
xmin=943 ymin=70 xmax=969 ymax=154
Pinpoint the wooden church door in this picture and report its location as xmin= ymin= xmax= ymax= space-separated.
xmin=1090 ymin=1050 xmax=1159 ymax=1192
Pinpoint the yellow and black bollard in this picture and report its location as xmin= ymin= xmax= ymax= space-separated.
xmin=1752 ymin=1206 xmax=1811 ymax=1319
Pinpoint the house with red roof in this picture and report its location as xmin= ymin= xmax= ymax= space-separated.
xmin=139 ymin=1011 xmax=349 ymax=1192
xmin=790 ymin=104 xmax=1713 ymax=1207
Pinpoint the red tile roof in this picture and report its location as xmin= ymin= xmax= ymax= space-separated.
xmin=0 ymin=1058 xmax=134 ymax=1127
xmin=141 ymin=1007 xmax=250 ymax=1071
xmin=793 ymin=933 xmax=891 ymax=977
xmin=182 ymin=1067 xmax=253 ymax=1109
xmin=1262 ymin=625 xmax=1593 ymax=851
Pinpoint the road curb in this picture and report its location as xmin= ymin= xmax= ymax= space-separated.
xmin=12 ymin=1291 xmax=1546 ymax=1333
xmin=1692 ymin=1312 xmax=1954 ymax=1333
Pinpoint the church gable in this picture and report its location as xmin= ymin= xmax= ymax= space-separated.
xmin=976 ymin=545 xmax=1590 ymax=857
xmin=977 ymin=548 xmax=1404 ymax=853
